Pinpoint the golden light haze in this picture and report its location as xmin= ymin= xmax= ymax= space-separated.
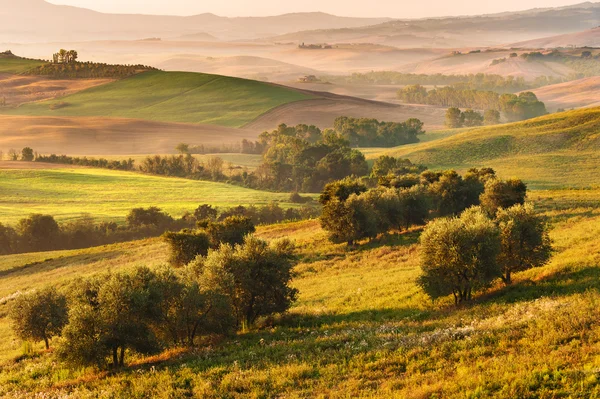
xmin=46 ymin=0 xmax=588 ymax=18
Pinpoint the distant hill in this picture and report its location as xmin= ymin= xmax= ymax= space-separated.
xmin=509 ymin=27 xmax=600 ymax=48
xmin=529 ymin=76 xmax=600 ymax=111
xmin=173 ymin=32 xmax=219 ymax=42
xmin=375 ymin=108 xmax=600 ymax=189
xmin=0 ymin=1 xmax=391 ymax=42
xmin=268 ymin=3 xmax=600 ymax=48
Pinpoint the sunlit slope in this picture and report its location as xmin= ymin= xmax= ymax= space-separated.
xmin=0 ymin=167 xmax=301 ymax=224
xmin=0 ymin=55 xmax=45 ymax=74
xmin=2 ymin=71 xmax=314 ymax=127
xmin=372 ymin=108 xmax=600 ymax=189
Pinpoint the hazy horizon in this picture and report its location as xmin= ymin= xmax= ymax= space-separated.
xmin=45 ymin=0 xmax=592 ymax=18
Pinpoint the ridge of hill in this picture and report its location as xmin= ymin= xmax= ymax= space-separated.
xmin=530 ymin=76 xmax=600 ymax=111
xmin=509 ymin=27 xmax=600 ymax=48
xmin=372 ymin=107 xmax=600 ymax=189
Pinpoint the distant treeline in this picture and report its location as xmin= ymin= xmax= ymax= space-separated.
xmin=35 ymin=154 xmax=135 ymax=170
xmin=23 ymin=61 xmax=158 ymax=79
xmin=0 ymin=202 xmax=318 ymax=256
xmin=322 ymin=72 xmax=565 ymax=93
xmin=398 ymin=86 xmax=547 ymax=122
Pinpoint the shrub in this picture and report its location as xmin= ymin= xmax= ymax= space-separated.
xmin=480 ymin=178 xmax=527 ymax=216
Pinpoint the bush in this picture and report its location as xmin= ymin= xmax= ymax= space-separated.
xmin=480 ymin=178 xmax=527 ymax=216
xmin=17 ymin=214 xmax=60 ymax=252
xmin=207 ymin=216 xmax=256 ymax=248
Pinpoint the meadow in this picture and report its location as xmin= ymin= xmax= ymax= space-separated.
xmin=366 ymin=108 xmax=600 ymax=189
xmin=0 ymin=167 xmax=302 ymax=225
xmin=0 ymin=56 xmax=46 ymax=74
xmin=1 ymin=71 xmax=313 ymax=127
xmin=0 ymin=188 xmax=599 ymax=397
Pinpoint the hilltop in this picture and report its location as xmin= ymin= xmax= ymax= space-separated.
xmin=372 ymin=108 xmax=600 ymax=189
xmin=509 ymin=27 xmax=600 ymax=48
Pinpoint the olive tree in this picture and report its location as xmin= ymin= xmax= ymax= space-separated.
xmin=480 ymin=178 xmax=527 ymax=216
xmin=10 ymin=288 xmax=68 ymax=349
xmin=192 ymin=237 xmax=297 ymax=329
xmin=418 ymin=207 xmax=501 ymax=305
xmin=496 ymin=204 xmax=552 ymax=285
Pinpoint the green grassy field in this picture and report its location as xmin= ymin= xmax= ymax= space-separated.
xmin=0 ymin=167 xmax=302 ymax=225
xmin=364 ymin=108 xmax=600 ymax=189
xmin=0 ymin=56 xmax=46 ymax=74
xmin=1 ymin=71 xmax=313 ymax=127
xmin=1 ymin=189 xmax=600 ymax=397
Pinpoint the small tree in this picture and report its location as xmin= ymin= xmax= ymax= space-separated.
xmin=484 ymin=109 xmax=501 ymax=125
xmin=17 ymin=214 xmax=60 ymax=252
xmin=8 ymin=148 xmax=18 ymax=161
xmin=176 ymin=143 xmax=190 ymax=155
xmin=480 ymin=178 xmax=527 ymax=216
xmin=194 ymin=204 xmax=218 ymax=222
xmin=163 ymin=230 xmax=211 ymax=267
xmin=126 ymin=206 xmax=173 ymax=228
xmin=462 ymin=109 xmax=484 ymax=127
xmin=10 ymin=288 xmax=68 ymax=349
xmin=496 ymin=204 xmax=552 ymax=284
xmin=445 ymin=107 xmax=464 ymax=128
xmin=207 ymin=216 xmax=256 ymax=248
xmin=21 ymin=147 xmax=35 ymax=162
xmin=418 ymin=207 xmax=501 ymax=305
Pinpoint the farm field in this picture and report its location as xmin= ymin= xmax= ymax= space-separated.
xmin=1 ymin=189 xmax=599 ymax=397
xmin=1 ymin=71 xmax=314 ymax=127
xmin=367 ymin=108 xmax=600 ymax=189
xmin=0 ymin=166 xmax=303 ymax=225
xmin=0 ymin=56 xmax=45 ymax=74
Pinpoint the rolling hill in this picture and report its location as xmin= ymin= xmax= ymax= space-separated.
xmin=371 ymin=108 xmax=600 ymax=189
xmin=530 ymin=76 xmax=600 ymax=111
xmin=1 ymin=71 xmax=314 ymax=127
xmin=267 ymin=3 xmax=600 ymax=48
xmin=509 ymin=27 xmax=600 ymax=48
xmin=0 ymin=0 xmax=390 ymax=42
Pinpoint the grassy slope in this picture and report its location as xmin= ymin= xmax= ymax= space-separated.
xmin=0 ymin=167 xmax=301 ymax=225
xmin=0 ymin=189 xmax=600 ymax=397
xmin=0 ymin=56 xmax=46 ymax=74
xmin=365 ymin=108 xmax=600 ymax=189
xmin=1 ymin=71 xmax=314 ymax=127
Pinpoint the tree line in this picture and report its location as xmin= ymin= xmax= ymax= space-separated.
xmin=24 ymin=60 xmax=158 ymax=79
xmin=0 ymin=202 xmax=318 ymax=256
xmin=321 ymin=72 xmax=562 ymax=92
xmin=10 ymin=235 xmax=297 ymax=369
xmin=398 ymin=86 xmax=547 ymax=122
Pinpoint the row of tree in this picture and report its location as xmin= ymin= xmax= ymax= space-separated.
xmin=322 ymin=72 xmax=562 ymax=93
xmin=319 ymin=164 xmax=529 ymax=246
xmin=445 ymin=108 xmax=501 ymax=128
xmin=0 ymin=202 xmax=318 ymax=256
xmin=24 ymin=61 xmax=157 ymax=79
xmin=398 ymin=86 xmax=547 ymax=122
xmin=52 ymin=49 xmax=78 ymax=64
xmin=10 ymin=236 xmax=297 ymax=369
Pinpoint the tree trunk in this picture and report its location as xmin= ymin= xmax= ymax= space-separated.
xmin=112 ymin=347 xmax=119 ymax=369
xmin=119 ymin=346 xmax=125 ymax=367
xmin=43 ymin=337 xmax=49 ymax=350
xmin=504 ymin=270 xmax=512 ymax=285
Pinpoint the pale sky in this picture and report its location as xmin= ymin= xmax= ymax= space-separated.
xmin=46 ymin=0 xmax=589 ymax=18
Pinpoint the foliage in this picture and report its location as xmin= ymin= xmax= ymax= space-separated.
xmin=9 ymin=288 xmax=68 ymax=349
xmin=333 ymin=116 xmax=424 ymax=147
xmin=191 ymin=237 xmax=297 ymax=328
xmin=35 ymin=153 xmax=135 ymax=171
xmin=20 ymin=147 xmax=34 ymax=162
xmin=163 ymin=230 xmax=211 ymax=267
xmin=480 ymin=178 xmax=528 ymax=216
xmin=496 ymin=204 xmax=552 ymax=284
xmin=24 ymin=61 xmax=156 ymax=79
xmin=17 ymin=214 xmax=60 ymax=252
xmin=418 ymin=207 xmax=501 ymax=304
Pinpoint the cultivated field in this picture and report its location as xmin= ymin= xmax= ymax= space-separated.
xmin=0 ymin=166 xmax=301 ymax=224
xmin=0 ymin=115 xmax=259 ymax=155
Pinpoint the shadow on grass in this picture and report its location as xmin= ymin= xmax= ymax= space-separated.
xmin=0 ymin=251 xmax=124 ymax=280
xmin=481 ymin=265 xmax=600 ymax=305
